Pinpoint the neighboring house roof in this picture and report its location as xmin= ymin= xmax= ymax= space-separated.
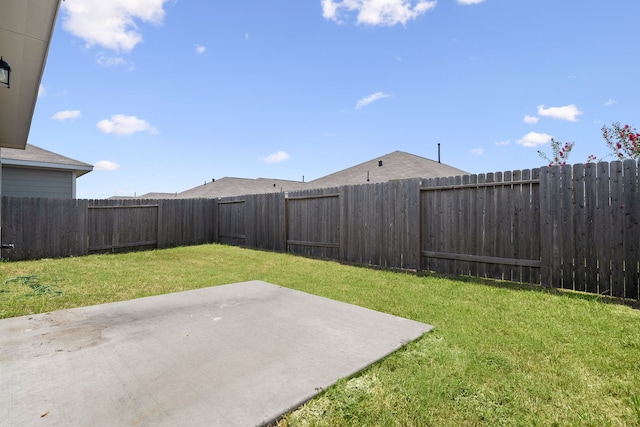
xmin=305 ymin=150 xmax=468 ymax=189
xmin=1 ymin=144 xmax=93 ymax=177
xmin=178 ymin=177 xmax=307 ymax=199
xmin=0 ymin=0 xmax=62 ymax=149
xmin=136 ymin=192 xmax=180 ymax=199
xmin=145 ymin=150 xmax=469 ymax=199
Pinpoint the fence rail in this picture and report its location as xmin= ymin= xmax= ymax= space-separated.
xmin=1 ymin=160 xmax=639 ymax=300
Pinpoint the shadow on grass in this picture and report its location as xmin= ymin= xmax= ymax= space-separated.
xmin=417 ymin=270 xmax=640 ymax=311
xmin=230 ymin=248 xmax=640 ymax=311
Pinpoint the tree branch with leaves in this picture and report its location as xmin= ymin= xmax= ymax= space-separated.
xmin=537 ymin=138 xmax=575 ymax=166
xmin=602 ymin=122 xmax=640 ymax=160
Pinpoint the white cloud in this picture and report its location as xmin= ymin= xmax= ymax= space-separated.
xmin=52 ymin=110 xmax=81 ymax=121
xmin=245 ymin=33 xmax=250 ymax=40
xmin=95 ymin=160 xmax=121 ymax=171
xmin=356 ymin=92 xmax=390 ymax=109
xmin=38 ymin=85 xmax=46 ymax=98
xmin=471 ymin=148 xmax=484 ymax=156
xmin=537 ymin=104 xmax=583 ymax=122
xmin=457 ymin=0 xmax=485 ymax=4
xmin=95 ymin=54 xmax=132 ymax=69
xmin=261 ymin=151 xmax=290 ymax=163
xmin=195 ymin=44 xmax=206 ymax=54
xmin=604 ymin=99 xmax=617 ymax=106
xmin=61 ymin=0 xmax=167 ymax=52
xmin=322 ymin=0 xmax=339 ymax=20
xmin=517 ymin=132 xmax=553 ymax=147
xmin=322 ymin=0 xmax=436 ymax=26
xmin=523 ymin=115 xmax=539 ymax=124
xmin=96 ymin=114 xmax=158 ymax=136
xmin=494 ymin=139 xmax=511 ymax=146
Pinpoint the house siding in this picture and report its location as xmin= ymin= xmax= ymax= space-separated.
xmin=2 ymin=166 xmax=74 ymax=199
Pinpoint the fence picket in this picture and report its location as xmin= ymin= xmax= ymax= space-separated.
xmin=623 ymin=160 xmax=640 ymax=299
xmin=559 ymin=165 xmax=574 ymax=290
xmin=585 ymin=163 xmax=598 ymax=294
xmin=610 ymin=161 xmax=624 ymax=297
xmin=597 ymin=162 xmax=611 ymax=294
xmin=573 ymin=163 xmax=587 ymax=292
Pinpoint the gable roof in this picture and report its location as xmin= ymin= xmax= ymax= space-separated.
xmin=1 ymin=144 xmax=93 ymax=177
xmin=178 ymin=177 xmax=307 ymax=199
xmin=145 ymin=150 xmax=469 ymax=199
xmin=306 ymin=150 xmax=468 ymax=189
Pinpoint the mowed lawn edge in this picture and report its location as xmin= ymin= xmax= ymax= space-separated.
xmin=2 ymin=243 xmax=639 ymax=426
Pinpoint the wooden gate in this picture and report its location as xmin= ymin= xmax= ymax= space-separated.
xmin=217 ymin=198 xmax=246 ymax=246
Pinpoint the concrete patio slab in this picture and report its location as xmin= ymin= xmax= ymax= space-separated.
xmin=0 ymin=280 xmax=433 ymax=426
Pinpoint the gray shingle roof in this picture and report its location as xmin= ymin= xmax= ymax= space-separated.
xmin=0 ymin=144 xmax=93 ymax=176
xmin=178 ymin=177 xmax=307 ymax=199
xmin=305 ymin=150 xmax=468 ymax=189
xmin=148 ymin=150 xmax=469 ymax=199
xmin=137 ymin=192 xmax=179 ymax=199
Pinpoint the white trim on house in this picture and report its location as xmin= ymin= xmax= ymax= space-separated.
xmin=0 ymin=158 xmax=93 ymax=176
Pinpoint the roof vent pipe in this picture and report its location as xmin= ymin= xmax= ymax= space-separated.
xmin=438 ymin=143 xmax=441 ymax=163
xmin=378 ymin=160 xmax=383 ymax=167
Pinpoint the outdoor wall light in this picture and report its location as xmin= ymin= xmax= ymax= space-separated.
xmin=0 ymin=56 xmax=11 ymax=88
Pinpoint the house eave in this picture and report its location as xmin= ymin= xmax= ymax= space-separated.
xmin=0 ymin=0 xmax=63 ymax=149
xmin=2 ymin=159 xmax=94 ymax=177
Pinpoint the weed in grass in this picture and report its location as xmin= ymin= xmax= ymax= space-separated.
xmin=2 ymin=275 xmax=63 ymax=296
xmin=0 ymin=274 xmax=64 ymax=318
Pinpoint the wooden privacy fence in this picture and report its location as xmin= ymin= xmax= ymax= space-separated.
xmin=2 ymin=160 xmax=640 ymax=300
xmin=88 ymin=203 xmax=159 ymax=252
xmin=419 ymin=162 xmax=640 ymax=299
xmin=217 ymin=181 xmax=421 ymax=269
xmin=420 ymin=169 xmax=541 ymax=284
xmin=540 ymin=161 xmax=640 ymax=299
xmin=217 ymin=192 xmax=286 ymax=251
xmin=286 ymin=189 xmax=341 ymax=260
xmin=1 ymin=197 xmax=217 ymax=260
xmin=212 ymin=161 xmax=640 ymax=300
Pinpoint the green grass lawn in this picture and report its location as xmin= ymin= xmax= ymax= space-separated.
xmin=2 ymin=244 xmax=640 ymax=426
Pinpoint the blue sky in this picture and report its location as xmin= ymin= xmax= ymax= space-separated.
xmin=29 ymin=0 xmax=639 ymax=199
